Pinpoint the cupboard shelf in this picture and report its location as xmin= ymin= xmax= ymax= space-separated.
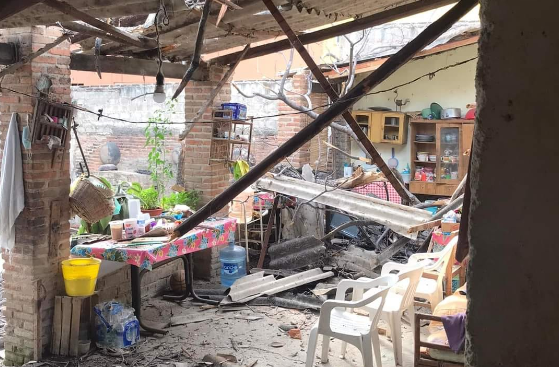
xmin=352 ymin=110 xmax=408 ymax=145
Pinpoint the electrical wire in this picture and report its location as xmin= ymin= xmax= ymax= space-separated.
xmin=0 ymin=56 xmax=478 ymax=125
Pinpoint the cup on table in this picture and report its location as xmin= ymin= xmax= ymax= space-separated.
xmin=109 ymin=220 xmax=124 ymax=241
xmin=124 ymin=218 xmax=138 ymax=239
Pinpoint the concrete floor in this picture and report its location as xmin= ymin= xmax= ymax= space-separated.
xmin=74 ymin=294 xmax=419 ymax=367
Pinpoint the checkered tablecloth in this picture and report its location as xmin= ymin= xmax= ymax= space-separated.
xmin=352 ymin=182 xmax=402 ymax=204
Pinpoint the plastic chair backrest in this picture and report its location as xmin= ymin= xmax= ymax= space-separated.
xmin=360 ymin=274 xmax=399 ymax=331
xmin=418 ymin=237 xmax=458 ymax=273
xmin=382 ymin=263 xmax=424 ymax=311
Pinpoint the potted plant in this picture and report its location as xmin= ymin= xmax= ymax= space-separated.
xmin=127 ymin=183 xmax=163 ymax=216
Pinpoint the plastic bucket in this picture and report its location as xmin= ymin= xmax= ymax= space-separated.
xmin=61 ymin=258 xmax=102 ymax=296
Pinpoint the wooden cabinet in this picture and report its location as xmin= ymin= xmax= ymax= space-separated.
xmin=409 ymin=119 xmax=474 ymax=196
xmin=351 ymin=111 xmax=408 ymax=145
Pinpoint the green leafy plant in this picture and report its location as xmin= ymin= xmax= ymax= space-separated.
xmin=127 ymin=183 xmax=161 ymax=210
xmin=145 ymin=100 xmax=176 ymax=198
xmin=162 ymin=190 xmax=201 ymax=211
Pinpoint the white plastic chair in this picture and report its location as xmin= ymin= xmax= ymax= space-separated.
xmin=408 ymin=236 xmax=458 ymax=311
xmin=353 ymin=263 xmax=424 ymax=367
xmin=306 ymin=275 xmax=398 ymax=367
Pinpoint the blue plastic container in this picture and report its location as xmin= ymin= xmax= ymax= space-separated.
xmin=221 ymin=103 xmax=247 ymax=120
xmin=220 ymin=242 xmax=247 ymax=287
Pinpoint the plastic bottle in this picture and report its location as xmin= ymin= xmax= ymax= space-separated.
xmin=219 ymin=242 xmax=247 ymax=287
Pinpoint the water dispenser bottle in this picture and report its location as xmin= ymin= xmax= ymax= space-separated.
xmin=220 ymin=242 xmax=246 ymax=287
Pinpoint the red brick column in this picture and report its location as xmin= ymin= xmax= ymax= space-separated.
xmin=0 ymin=26 xmax=71 ymax=365
xmin=181 ymin=65 xmax=232 ymax=279
xmin=276 ymin=70 xmax=313 ymax=168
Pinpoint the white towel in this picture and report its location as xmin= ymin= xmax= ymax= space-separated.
xmin=0 ymin=113 xmax=25 ymax=253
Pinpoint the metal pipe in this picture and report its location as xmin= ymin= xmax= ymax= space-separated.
xmin=174 ymin=0 xmax=479 ymax=238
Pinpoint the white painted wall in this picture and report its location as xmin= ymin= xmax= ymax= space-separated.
xmin=350 ymin=44 xmax=477 ymax=171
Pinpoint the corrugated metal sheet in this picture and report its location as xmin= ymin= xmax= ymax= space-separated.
xmin=256 ymin=175 xmax=432 ymax=238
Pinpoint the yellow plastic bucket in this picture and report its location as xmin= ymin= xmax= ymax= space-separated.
xmin=61 ymin=258 xmax=102 ymax=296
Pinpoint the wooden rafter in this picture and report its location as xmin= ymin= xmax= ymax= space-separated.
xmin=173 ymin=0 xmax=479 ymax=238
xmin=61 ymin=22 xmax=142 ymax=49
xmin=179 ymin=44 xmax=250 ymax=140
xmin=212 ymin=0 xmax=456 ymax=65
xmin=171 ymin=0 xmax=212 ymax=100
xmin=43 ymin=0 xmax=158 ymax=50
xmin=0 ymin=0 xmax=44 ymax=22
xmin=261 ymin=0 xmax=418 ymax=204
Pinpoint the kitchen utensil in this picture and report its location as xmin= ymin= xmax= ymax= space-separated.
xmin=442 ymin=108 xmax=461 ymax=119
xmin=428 ymin=154 xmax=437 ymax=162
xmin=421 ymin=108 xmax=433 ymax=119
xmin=465 ymin=108 xmax=476 ymax=120
xmin=417 ymin=152 xmax=429 ymax=162
xmin=430 ymin=103 xmax=443 ymax=119
xmin=388 ymin=148 xmax=399 ymax=168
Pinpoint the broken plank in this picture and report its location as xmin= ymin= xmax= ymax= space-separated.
xmin=407 ymin=219 xmax=442 ymax=233
xmin=59 ymin=297 xmax=72 ymax=356
xmin=61 ymin=21 xmax=147 ymax=49
xmin=0 ymin=34 xmax=69 ymax=79
xmin=43 ymin=0 xmax=157 ymax=49
xmin=69 ymin=297 xmax=82 ymax=357
xmin=377 ymin=237 xmax=409 ymax=264
xmin=179 ymin=44 xmax=250 ymax=140
xmin=51 ymin=296 xmax=62 ymax=355
xmin=213 ymin=0 xmax=242 ymax=10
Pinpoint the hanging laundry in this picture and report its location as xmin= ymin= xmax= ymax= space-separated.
xmin=0 ymin=113 xmax=25 ymax=253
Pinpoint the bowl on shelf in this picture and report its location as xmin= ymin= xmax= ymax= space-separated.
xmin=417 ymin=152 xmax=429 ymax=162
xmin=428 ymin=155 xmax=437 ymax=162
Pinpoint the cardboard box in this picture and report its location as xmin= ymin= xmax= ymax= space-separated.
xmin=441 ymin=222 xmax=460 ymax=233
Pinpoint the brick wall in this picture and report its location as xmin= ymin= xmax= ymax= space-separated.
xmin=181 ymin=65 xmax=232 ymax=279
xmin=276 ymin=71 xmax=312 ymax=168
xmin=70 ymin=84 xmax=184 ymax=176
xmin=0 ymin=26 xmax=71 ymax=365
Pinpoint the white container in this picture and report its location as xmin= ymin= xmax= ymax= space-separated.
xmin=123 ymin=218 xmax=138 ymax=239
xmin=428 ymin=155 xmax=437 ymax=162
xmin=128 ymin=199 xmax=141 ymax=219
xmin=344 ymin=165 xmax=353 ymax=178
xmin=417 ymin=152 xmax=429 ymax=162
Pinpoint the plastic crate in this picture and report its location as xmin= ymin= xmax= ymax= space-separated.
xmin=221 ymin=103 xmax=247 ymax=120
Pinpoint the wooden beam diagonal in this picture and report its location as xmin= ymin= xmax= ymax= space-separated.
xmin=173 ymin=0 xmax=479 ymax=238
xmin=43 ymin=0 xmax=158 ymax=50
xmin=260 ymin=0 xmax=418 ymax=204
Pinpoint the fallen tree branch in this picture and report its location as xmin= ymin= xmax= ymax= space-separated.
xmin=172 ymin=0 xmax=212 ymax=100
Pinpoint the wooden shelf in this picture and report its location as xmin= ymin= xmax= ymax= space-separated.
xmin=414 ymin=141 xmax=436 ymax=144
xmin=414 ymin=160 xmax=437 ymax=164
xmin=411 ymin=118 xmax=473 ymax=124
xmin=212 ymin=137 xmax=250 ymax=145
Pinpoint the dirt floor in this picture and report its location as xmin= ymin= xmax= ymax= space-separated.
xmin=41 ymin=288 xmax=420 ymax=367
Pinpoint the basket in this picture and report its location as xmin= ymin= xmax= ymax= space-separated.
xmin=70 ymin=175 xmax=114 ymax=223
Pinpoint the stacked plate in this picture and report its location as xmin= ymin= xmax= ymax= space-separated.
xmin=416 ymin=134 xmax=435 ymax=142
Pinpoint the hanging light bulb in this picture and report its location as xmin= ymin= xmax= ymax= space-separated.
xmin=153 ymin=70 xmax=166 ymax=103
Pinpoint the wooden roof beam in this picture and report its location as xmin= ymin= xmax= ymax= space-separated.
xmin=0 ymin=0 xmax=44 ymax=22
xmin=43 ymin=0 xmax=158 ymax=50
xmin=211 ymin=0 xmax=457 ymax=65
xmin=70 ymin=54 xmax=208 ymax=80
xmin=61 ymin=21 xmax=144 ymax=49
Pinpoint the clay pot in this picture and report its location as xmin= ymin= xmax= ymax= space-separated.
xmin=141 ymin=207 xmax=163 ymax=217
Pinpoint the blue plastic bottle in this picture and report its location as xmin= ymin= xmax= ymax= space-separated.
xmin=220 ymin=242 xmax=247 ymax=287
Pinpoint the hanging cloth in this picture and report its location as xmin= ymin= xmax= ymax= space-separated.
xmin=0 ymin=113 xmax=25 ymax=253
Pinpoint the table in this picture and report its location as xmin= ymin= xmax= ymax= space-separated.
xmin=71 ymin=218 xmax=236 ymax=334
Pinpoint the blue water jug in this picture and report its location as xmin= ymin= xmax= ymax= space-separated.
xmin=220 ymin=242 xmax=247 ymax=287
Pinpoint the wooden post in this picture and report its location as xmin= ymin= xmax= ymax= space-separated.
xmin=260 ymin=0 xmax=417 ymax=204
xmin=174 ymin=0 xmax=479 ymax=238
xmin=257 ymin=196 xmax=279 ymax=269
